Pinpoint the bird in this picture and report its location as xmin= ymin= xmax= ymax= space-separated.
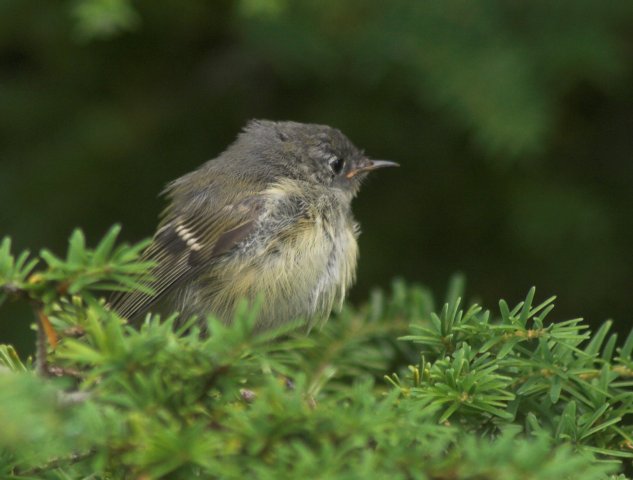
xmin=110 ymin=120 xmax=398 ymax=331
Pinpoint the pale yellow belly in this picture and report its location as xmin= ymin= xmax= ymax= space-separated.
xmin=185 ymin=218 xmax=358 ymax=330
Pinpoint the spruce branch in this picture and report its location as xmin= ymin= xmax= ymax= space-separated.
xmin=0 ymin=227 xmax=631 ymax=478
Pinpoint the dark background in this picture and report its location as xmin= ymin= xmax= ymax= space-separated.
xmin=2 ymin=0 xmax=633 ymax=354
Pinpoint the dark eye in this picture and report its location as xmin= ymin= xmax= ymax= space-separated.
xmin=328 ymin=156 xmax=345 ymax=175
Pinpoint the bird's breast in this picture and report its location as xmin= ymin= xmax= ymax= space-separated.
xmin=212 ymin=188 xmax=358 ymax=329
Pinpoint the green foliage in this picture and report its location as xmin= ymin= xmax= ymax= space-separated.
xmin=69 ymin=0 xmax=633 ymax=157
xmin=390 ymin=290 xmax=633 ymax=460
xmin=0 ymin=229 xmax=632 ymax=478
xmin=0 ymin=225 xmax=151 ymax=310
xmin=71 ymin=0 xmax=140 ymax=40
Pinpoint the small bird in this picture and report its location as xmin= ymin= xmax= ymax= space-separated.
xmin=111 ymin=120 xmax=398 ymax=331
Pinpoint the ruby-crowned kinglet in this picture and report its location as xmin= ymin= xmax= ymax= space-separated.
xmin=111 ymin=120 xmax=398 ymax=330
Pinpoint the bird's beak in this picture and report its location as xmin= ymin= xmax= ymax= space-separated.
xmin=346 ymin=159 xmax=399 ymax=179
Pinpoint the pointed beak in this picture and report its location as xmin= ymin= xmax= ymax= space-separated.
xmin=346 ymin=159 xmax=399 ymax=179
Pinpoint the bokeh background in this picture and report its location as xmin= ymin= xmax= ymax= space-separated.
xmin=2 ymin=0 xmax=633 ymax=353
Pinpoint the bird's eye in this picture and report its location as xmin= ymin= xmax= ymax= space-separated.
xmin=328 ymin=156 xmax=345 ymax=175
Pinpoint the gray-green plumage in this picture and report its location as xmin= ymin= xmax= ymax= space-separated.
xmin=111 ymin=120 xmax=397 ymax=330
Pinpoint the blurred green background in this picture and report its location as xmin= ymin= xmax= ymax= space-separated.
xmin=2 ymin=0 xmax=633 ymax=354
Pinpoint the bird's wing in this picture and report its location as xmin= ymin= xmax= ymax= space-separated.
xmin=110 ymin=194 xmax=264 ymax=320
